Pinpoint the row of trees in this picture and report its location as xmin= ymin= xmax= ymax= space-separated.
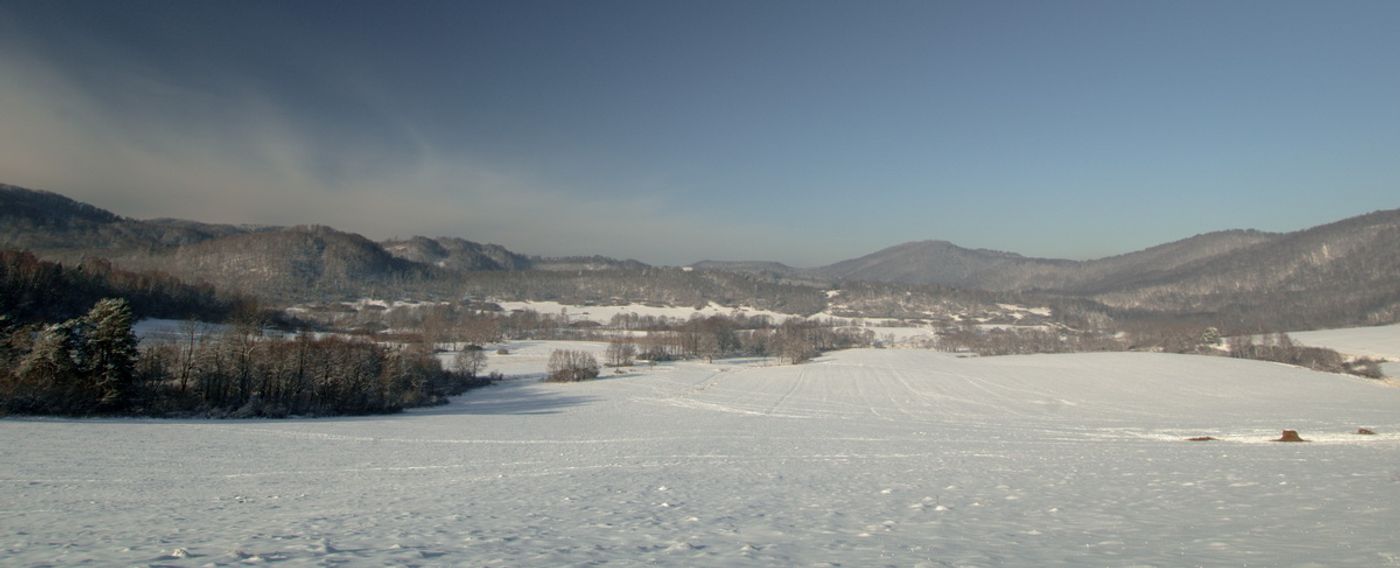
xmin=1228 ymin=333 xmax=1383 ymax=378
xmin=294 ymin=300 xmax=883 ymax=367
xmin=454 ymin=268 xmax=831 ymax=316
xmin=936 ymin=324 xmax=1382 ymax=382
xmin=936 ymin=326 xmax=1126 ymax=356
xmin=0 ymin=298 xmax=490 ymax=417
xmin=601 ymin=319 xmax=876 ymax=365
xmin=553 ymin=320 xmax=868 ymax=384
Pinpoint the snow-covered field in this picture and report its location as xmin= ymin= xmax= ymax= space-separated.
xmin=1288 ymin=323 xmax=1400 ymax=361
xmin=4 ymin=347 xmax=1400 ymax=566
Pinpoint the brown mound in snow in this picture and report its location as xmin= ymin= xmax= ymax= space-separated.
xmin=1274 ymin=429 xmax=1307 ymax=442
xmin=1356 ymin=428 xmax=1376 ymax=435
xmin=1186 ymin=436 xmax=1217 ymax=442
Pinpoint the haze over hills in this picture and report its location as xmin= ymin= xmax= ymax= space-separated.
xmin=699 ymin=230 xmax=1283 ymax=292
xmin=3 ymin=182 xmax=1399 ymax=330
xmin=811 ymin=240 xmax=1077 ymax=289
xmin=1090 ymin=210 xmax=1400 ymax=319
xmin=699 ymin=212 xmax=1400 ymax=327
xmin=0 ymin=183 xmax=276 ymax=260
xmin=1 ymin=185 xmax=654 ymax=296
xmin=0 ymin=184 xmax=840 ymax=315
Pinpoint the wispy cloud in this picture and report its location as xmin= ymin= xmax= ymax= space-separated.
xmin=0 ymin=28 xmax=805 ymax=265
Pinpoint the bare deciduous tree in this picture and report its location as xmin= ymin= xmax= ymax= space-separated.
xmin=547 ymin=349 xmax=600 ymax=382
xmin=605 ymin=339 xmax=636 ymax=367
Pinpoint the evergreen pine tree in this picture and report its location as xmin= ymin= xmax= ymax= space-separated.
xmin=15 ymin=320 xmax=84 ymax=413
xmin=82 ymin=298 xmax=140 ymax=411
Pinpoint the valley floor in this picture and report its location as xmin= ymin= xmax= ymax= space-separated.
xmin=3 ymin=346 xmax=1399 ymax=566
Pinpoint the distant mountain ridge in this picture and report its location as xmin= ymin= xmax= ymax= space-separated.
xmin=0 ymin=184 xmax=277 ymax=258
xmin=0 ymin=183 xmax=647 ymax=300
xmin=702 ymin=230 xmax=1284 ymax=292
xmin=1088 ymin=209 xmax=1400 ymax=323
xmin=694 ymin=210 xmax=1400 ymax=326
xmin=4 ymin=182 xmax=1399 ymax=328
xmin=809 ymin=240 xmax=1073 ymax=288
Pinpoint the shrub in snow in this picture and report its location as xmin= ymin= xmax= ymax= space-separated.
xmin=1344 ymin=357 xmax=1384 ymax=379
xmin=1226 ymin=333 xmax=1373 ymax=377
xmin=605 ymin=339 xmax=637 ymax=367
xmin=546 ymin=350 xmax=600 ymax=382
xmin=455 ymin=348 xmax=488 ymax=377
xmin=641 ymin=346 xmax=676 ymax=362
xmin=1200 ymin=326 xmax=1223 ymax=346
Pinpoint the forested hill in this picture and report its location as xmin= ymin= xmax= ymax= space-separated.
xmin=698 ymin=210 xmax=1400 ymax=329
xmin=0 ymin=184 xmax=647 ymax=302
xmin=0 ymin=250 xmax=255 ymax=326
xmin=0 ymin=184 xmax=268 ymax=259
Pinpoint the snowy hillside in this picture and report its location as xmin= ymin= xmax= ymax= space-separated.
xmin=4 ymin=348 xmax=1399 ymax=566
xmin=1287 ymin=323 xmax=1400 ymax=360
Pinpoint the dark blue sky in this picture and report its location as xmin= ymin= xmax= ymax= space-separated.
xmin=2 ymin=1 xmax=1398 ymax=265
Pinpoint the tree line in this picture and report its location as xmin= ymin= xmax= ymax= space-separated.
xmin=936 ymin=325 xmax=1125 ymax=356
xmin=0 ymin=298 xmax=490 ymax=417
xmin=600 ymin=317 xmax=876 ymax=366
xmin=932 ymin=322 xmax=1385 ymax=380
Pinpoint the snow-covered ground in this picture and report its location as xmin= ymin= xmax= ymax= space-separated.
xmin=4 ymin=349 xmax=1399 ymax=566
xmin=1287 ymin=323 xmax=1400 ymax=360
xmin=437 ymin=339 xmax=615 ymax=380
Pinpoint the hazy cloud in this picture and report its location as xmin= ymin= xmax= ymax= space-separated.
xmin=0 ymin=31 xmax=810 ymax=265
